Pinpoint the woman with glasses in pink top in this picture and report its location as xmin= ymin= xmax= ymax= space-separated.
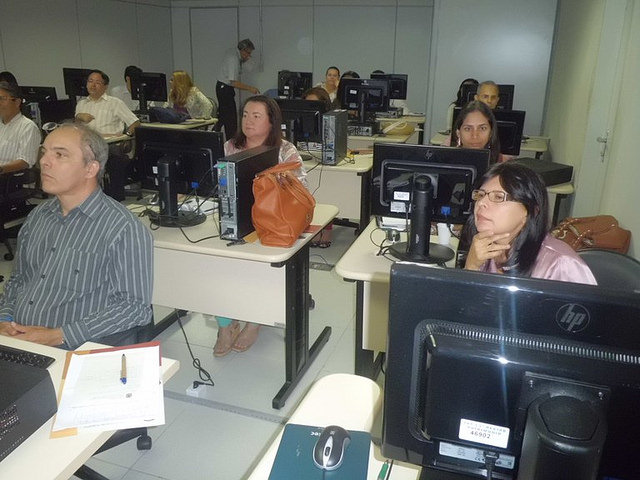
xmin=462 ymin=162 xmax=596 ymax=285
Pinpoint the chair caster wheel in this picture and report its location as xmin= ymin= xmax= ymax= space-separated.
xmin=137 ymin=435 xmax=152 ymax=450
xmin=4 ymin=253 xmax=13 ymax=261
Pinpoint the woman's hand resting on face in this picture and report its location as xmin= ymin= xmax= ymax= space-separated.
xmin=464 ymin=231 xmax=512 ymax=271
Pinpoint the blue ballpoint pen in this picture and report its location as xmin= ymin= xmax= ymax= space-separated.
xmin=120 ymin=354 xmax=127 ymax=384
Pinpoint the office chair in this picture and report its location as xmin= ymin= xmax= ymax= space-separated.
xmin=0 ymin=168 xmax=39 ymax=261
xmin=74 ymin=322 xmax=156 ymax=480
xmin=578 ymin=249 xmax=640 ymax=291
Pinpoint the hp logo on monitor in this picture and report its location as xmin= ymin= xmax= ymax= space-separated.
xmin=556 ymin=304 xmax=591 ymax=333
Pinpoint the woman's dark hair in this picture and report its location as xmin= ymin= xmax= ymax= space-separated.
xmin=462 ymin=162 xmax=549 ymax=277
xmin=454 ymin=78 xmax=478 ymax=107
xmin=232 ymin=95 xmax=283 ymax=149
xmin=451 ymin=100 xmax=500 ymax=164
xmin=302 ymin=86 xmax=332 ymax=110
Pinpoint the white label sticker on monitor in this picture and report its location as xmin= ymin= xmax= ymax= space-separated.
xmin=390 ymin=201 xmax=407 ymax=213
xmin=439 ymin=442 xmax=515 ymax=469
xmin=348 ymin=89 xmax=357 ymax=94
xmin=393 ymin=191 xmax=410 ymax=201
xmin=152 ymin=166 xmax=158 ymax=174
xmin=459 ymin=418 xmax=510 ymax=449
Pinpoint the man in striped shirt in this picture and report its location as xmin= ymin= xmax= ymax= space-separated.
xmin=76 ymin=70 xmax=141 ymax=202
xmin=0 ymin=81 xmax=40 ymax=174
xmin=0 ymin=123 xmax=153 ymax=349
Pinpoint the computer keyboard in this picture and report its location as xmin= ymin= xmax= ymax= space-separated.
xmin=0 ymin=344 xmax=55 ymax=369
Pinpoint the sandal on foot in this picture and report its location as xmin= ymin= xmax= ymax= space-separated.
xmin=232 ymin=324 xmax=261 ymax=352
xmin=213 ymin=320 xmax=242 ymax=357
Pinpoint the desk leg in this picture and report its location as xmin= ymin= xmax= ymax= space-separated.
xmin=358 ymin=170 xmax=372 ymax=234
xmin=272 ymin=246 xmax=332 ymax=409
xmin=354 ymin=281 xmax=384 ymax=379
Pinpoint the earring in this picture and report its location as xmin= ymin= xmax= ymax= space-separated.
xmin=456 ymin=138 xmax=461 ymax=147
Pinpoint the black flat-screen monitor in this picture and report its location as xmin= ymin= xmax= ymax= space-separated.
xmin=340 ymin=78 xmax=390 ymax=123
xmin=383 ymin=263 xmax=640 ymax=480
xmin=39 ymin=99 xmax=75 ymax=125
xmin=136 ymin=127 xmax=225 ymax=227
xmin=372 ymin=143 xmax=490 ymax=263
xmin=372 ymin=143 xmax=490 ymax=225
xmin=452 ymin=107 xmax=526 ymax=156
xmin=275 ymin=98 xmax=327 ymax=144
xmin=62 ymin=67 xmax=93 ymax=99
xmin=460 ymin=83 xmax=515 ymax=110
xmin=20 ymin=86 xmax=57 ymax=103
xmin=131 ymin=72 xmax=168 ymax=113
xmin=277 ymin=71 xmax=312 ymax=99
xmin=370 ymin=73 xmax=408 ymax=100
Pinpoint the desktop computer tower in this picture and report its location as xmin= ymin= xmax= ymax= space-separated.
xmin=216 ymin=146 xmax=279 ymax=241
xmin=0 ymin=360 xmax=57 ymax=461
xmin=322 ymin=110 xmax=347 ymax=165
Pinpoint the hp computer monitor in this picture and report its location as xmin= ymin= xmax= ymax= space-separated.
xmin=131 ymin=72 xmax=168 ymax=113
xmin=277 ymin=71 xmax=313 ymax=99
xmin=340 ymin=78 xmax=390 ymax=123
xmin=20 ymin=86 xmax=57 ymax=103
xmin=62 ymin=67 xmax=93 ymax=99
xmin=372 ymin=143 xmax=490 ymax=263
xmin=383 ymin=263 xmax=640 ymax=480
xmin=370 ymin=73 xmax=408 ymax=100
xmin=452 ymin=107 xmax=526 ymax=156
xmin=460 ymin=83 xmax=515 ymax=110
xmin=275 ymin=98 xmax=327 ymax=144
xmin=136 ymin=127 xmax=224 ymax=227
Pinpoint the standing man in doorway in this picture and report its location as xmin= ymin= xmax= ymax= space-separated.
xmin=215 ymin=38 xmax=260 ymax=139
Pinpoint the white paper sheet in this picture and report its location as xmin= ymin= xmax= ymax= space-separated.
xmin=52 ymin=344 xmax=165 ymax=432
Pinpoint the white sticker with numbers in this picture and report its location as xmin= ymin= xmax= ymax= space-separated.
xmin=439 ymin=442 xmax=515 ymax=469
xmin=458 ymin=418 xmax=510 ymax=449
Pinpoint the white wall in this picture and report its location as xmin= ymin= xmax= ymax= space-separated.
xmin=0 ymin=0 xmax=173 ymax=97
xmin=170 ymin=0 xmax=433 ymax=114
xmin=599 ymin=1 xmax=640 ymax=256
xmin=427 ymin=0 xmax=557 ymax=137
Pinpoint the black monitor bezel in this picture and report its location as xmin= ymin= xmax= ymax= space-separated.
xmin=62 ymin=67 xmax=93 ymax=98
xmin=371 ymin=143 xmax=490 ymax=225
xmin=275 ymin=98 xmax=327 ymax=144
xmin=277 ymin=70 xmax=313 ymax=99
xmin=20 ymin=86 xmax=57 ymax=103
xmin=131 ymin=72 xmax=168 ymax=102
xmin=370 ymin=73 xmax=408 ymax=100
xmin=383 ymin=263 xmax=640 ymax=479
xmin=340 ymin=78 xmax=390 ymax=118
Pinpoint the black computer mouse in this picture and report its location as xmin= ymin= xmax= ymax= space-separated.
xmin=312 ymin=425 xmax=351 ymax=471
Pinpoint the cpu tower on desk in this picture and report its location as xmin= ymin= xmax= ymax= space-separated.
xmin=216 ymin=146 xmax=279 ymax=241
xmin=322 ymin=110 xmax=347 ymax=165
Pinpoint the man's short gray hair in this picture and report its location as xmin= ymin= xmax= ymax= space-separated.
xmin=57 ymin=122 xmax=109 ymax=182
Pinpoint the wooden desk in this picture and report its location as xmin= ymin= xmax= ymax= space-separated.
xmin=138 ymin=204 xmax=339 ymax=409
xmin=429 ymin=132 xmax=550 ymax=159
xmin=247 ymin=373 xmax=420 ymax=479
xmin=303 ymin=154 xmax=373 ymax=232
xmin=348 ymin=132 xmax=412 ymax=150
xmin=376 ymin=114 xmax=426 ymax=143
xmin=335 ymin=219 xmax=458 ymax=378
xmin=0 ymin=336 xmax=179 ymax=480
xmin=105 ymin=118 xmax=217 ymax=144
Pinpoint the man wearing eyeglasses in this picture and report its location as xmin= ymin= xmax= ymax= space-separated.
xmin=0 ymin=81 xmax=40 ymax=175
xmin=75 ymin=70 xmax=140 ymax=201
